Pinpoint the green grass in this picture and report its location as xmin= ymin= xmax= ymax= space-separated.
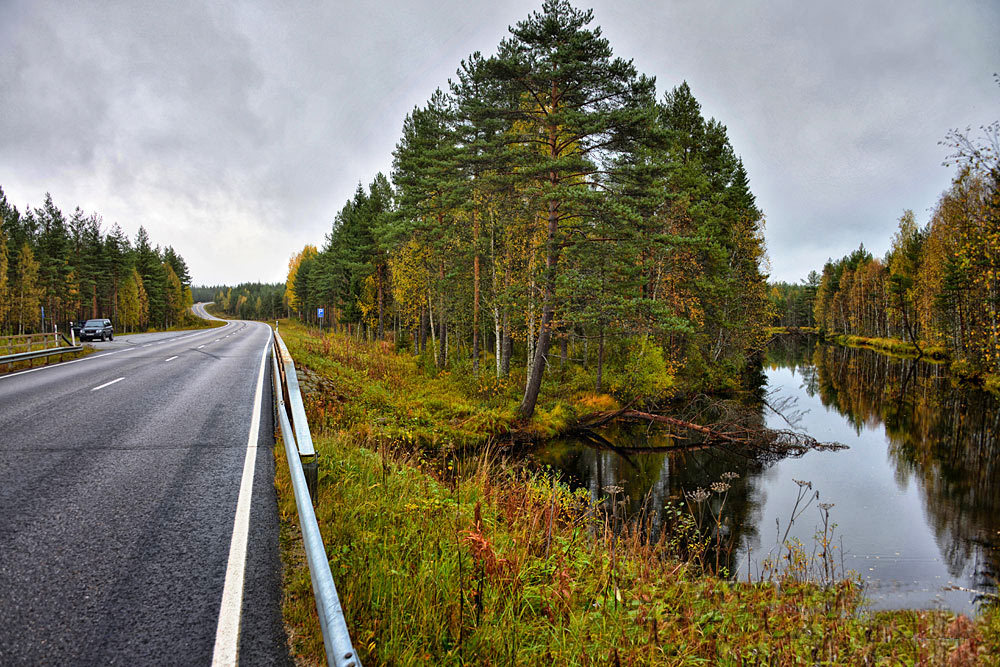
xmin=0 ymin=343 xmax=94 ymax=375
xmin=829 ymin=333 xmax=949 ymax=361
xmin=275 ymin=320 xmax=999 ymax=665
xmin=767 ymin=325 xmax=819 ymax=335
xmin=275 ymin=320 xmax=640 ymax=452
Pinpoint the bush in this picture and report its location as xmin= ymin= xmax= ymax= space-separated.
xmin=606 ymin=339 xmax=676 ymax=405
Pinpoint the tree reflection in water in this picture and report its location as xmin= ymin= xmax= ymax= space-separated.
xmin=803 ymin=339 xmax=1000 ymax=603
xmin=533 ymin=336 xmax=1000 ymax=606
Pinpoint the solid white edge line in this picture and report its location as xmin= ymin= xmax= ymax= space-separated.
xmin=0 ymin=350 xmax=117 ymax=381
xmin=212 ymin=333 xmax=269 ymax=666
xmin=90 ymin=377 xmax=125 ymax=391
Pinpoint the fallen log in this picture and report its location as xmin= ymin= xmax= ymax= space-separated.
xmin=582 ymin=409 xmax=743 ymax=444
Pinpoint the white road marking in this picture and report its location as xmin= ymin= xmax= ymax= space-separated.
xmin=212 ymin=337 xmax=270 ymax=666
xmin=90 ymin=377 xmax=124 ymax=392
xmin=165 ymin=356 xmax=178 ymax=362
xmin=197 ymin=345 xmax=205 ymax=349
xmin=0 ymin=325 xmax=236 ymax=381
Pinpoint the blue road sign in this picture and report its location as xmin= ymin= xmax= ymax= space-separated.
xmin=317 ymin=308 xmax=325 ymax=318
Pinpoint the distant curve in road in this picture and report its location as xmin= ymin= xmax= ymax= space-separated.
xmin=0 ymin=319 xmax=291 ymax=665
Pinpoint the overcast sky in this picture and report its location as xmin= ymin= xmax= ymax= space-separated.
xmin=1 ymin=0 xmax=997 ymax=285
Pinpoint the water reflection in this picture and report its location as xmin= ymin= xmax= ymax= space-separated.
xmin=539 ymin=429 xmax=767 ymax=567
xmin=803 ymin=339 xmax=1000 ymax=604
xmin=532 ymin=336 xmax=1000 ymax=611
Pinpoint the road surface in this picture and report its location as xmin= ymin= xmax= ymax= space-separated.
xmin=0 ymin=316 xmax=291 ymax=664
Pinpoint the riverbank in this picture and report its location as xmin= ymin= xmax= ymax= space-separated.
xmin=276 ymin=321 xmax=999 ymax=664
xmin=816 ymin=331 xmax=1000 ymax=394
xmin=827 ymin=333 xmax=948 ymax=361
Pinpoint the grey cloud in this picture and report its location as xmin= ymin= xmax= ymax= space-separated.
xmin=1 ymin=0 xmax=997 ymax=285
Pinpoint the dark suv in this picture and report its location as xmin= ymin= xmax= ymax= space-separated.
xmin=80 ymin=318 xmax=114 ymax=341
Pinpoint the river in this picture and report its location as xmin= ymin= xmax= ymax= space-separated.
xmin=531 ymin=336 xmax=1000 ymax=614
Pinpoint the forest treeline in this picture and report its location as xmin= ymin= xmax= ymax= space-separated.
xmin=285 ymin=0 xmax=770 ymax=419
xmin=0 ymin=186 xmax=194 ymax=335
xmin=193 ymin=283 xmax=285 ymax=321
xmin=769 ymin=124 xmax=1000 ymax=382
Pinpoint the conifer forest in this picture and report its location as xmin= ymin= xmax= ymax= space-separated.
xmin=0 ymin=187 xmax=194 ymax=334
xmin=284 ymin=1 xmax=769 ymax=419
xmin=3 ymin=1 xmax=1000 ymax=663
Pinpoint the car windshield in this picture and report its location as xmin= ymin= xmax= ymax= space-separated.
xmin=84 ymin=320 xmax=104 ymax=327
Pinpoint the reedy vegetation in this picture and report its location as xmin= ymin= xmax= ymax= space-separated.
xmin=0 ymin=187 xmax=194 ymax=334
xmin=276 ymin=320 xmax=999 ymax=665
xmin=286 ymin=0 xmax=770 ymax=420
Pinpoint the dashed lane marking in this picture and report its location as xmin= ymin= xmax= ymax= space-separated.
xmin=90 ymin=377 xmax=124 ymax=392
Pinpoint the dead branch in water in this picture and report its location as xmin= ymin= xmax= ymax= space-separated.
xmin=576 ymin=397 xmax=845 ymax=457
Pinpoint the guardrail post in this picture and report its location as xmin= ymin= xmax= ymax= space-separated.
xmin=302 ymin=455 xmax=319 ymax=499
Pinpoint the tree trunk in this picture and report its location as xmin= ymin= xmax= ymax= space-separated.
xmin=420 ymin=308 xmax=428 ymax=353
xmin=473 ymin=209 xmax=480 ymax=376
xmin=438 ymin=262 xmax=446 ymax=368
xmin=526 ymin=282 xmax=535 ymax=373
xmin=596 ymin=326 xmax=605 ymax=392
xmin=439 ymin=320 xmax=447 ymax=368
xmin=376 ymin=263 xmax=384 ymax=339
xmin=519 ymin=138 xmax=560 ymax=420
xmin=501 ymin=308 xmax=511 ymax=377
xmin=493 ymin=305 xmax=502 ymax=378
xmin=428 ymin=291 xmax=438 ymax=366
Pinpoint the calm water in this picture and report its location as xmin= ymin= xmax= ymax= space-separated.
xmin=531 ymin=337 xmax=1000 ymax=613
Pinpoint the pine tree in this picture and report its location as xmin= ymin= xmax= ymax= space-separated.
xmin=483 ymin=0 xmax=657 ymax=418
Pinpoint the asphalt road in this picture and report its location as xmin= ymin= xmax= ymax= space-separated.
xmin=0 ymin=317 xmax=292 ymax=665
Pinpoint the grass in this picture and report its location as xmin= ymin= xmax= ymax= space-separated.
xmin=766 ymin=326 xmax=819 ymax=335
xmin=0 ymin=332 xmax=95 ymax=375
xmin=274 ymin=320 xmax=634 ymax=452
xmin=274 ymin=320 xmax=999 ymax=665
xmin=828 ymin=333 xmax=949 ymax=361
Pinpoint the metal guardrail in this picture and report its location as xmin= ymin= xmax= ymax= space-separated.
xmin=271 ymin=328 xmax=359 ymax=667
xmin=0 ymin=333 xmax=83 ymax=366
